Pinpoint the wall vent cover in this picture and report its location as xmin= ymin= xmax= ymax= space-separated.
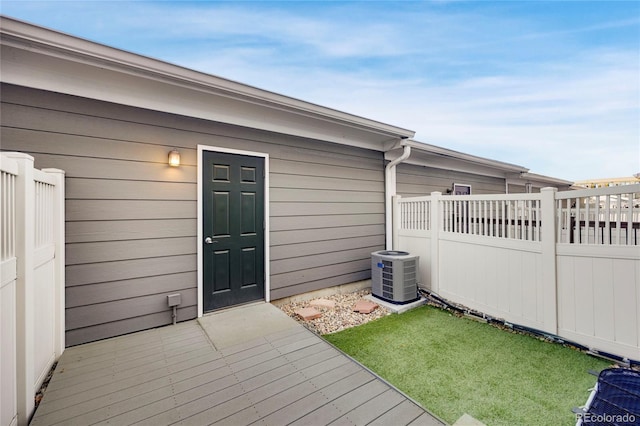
xmin=371 ymin=250 xmax=419 ymax=304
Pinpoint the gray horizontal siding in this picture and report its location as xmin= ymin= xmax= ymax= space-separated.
xmin=66 ymin=200 xmax=197 ymax=221
xmin=268 ymin=140 xmax=384 ymax=295
xmin=270 ymin=188 xmax=383 ymax=203
xmin=270 ymin=174 xmax=382 ymax=192
xmin=19 ymin=152 xmax=198 ymax=182
xmin=65 ymin=255 xmax=197 ymax=287
xmin=396 ymin=162 xmax=506 ymax=196
xmin=66 ymin=237 xmax=197 ymax=265
xmin=270 ymin=224 xmax=385 ymax=246
xmin=66 ymin=289 xmax=198 ymax=329
xmin=271 ymin=235 xmax=384 ymax=260
xmin=65 ymin=308 xmax=198 ymax=347
xmin=67 ymin=178 xmax=196 ymax=200
xmin=270 ymin=270 xmax=372 ymax=300
xmin=271 ymin=246 xmax=381 ymax=275
xmin=507 ymin=184 xmax=527 ymax=193
xmin=66 ymin=219 xmax=196 ymax=243
xmin=270 ymin=214 xmax=384 ymax=232
xmin=66 ymin=272 xmax=197 ymax=307
xmin=270 ymin=158 xmax=382 ymax=181
xmin=1 ymin=83 xmax=385 ymax=345
xmin=0 ymin=126 xmax=199 ymax=166
xmin=270 ymin=202 xmax=384 ymax=217
xmin=271 ymin=259 xmax=372 ymax=291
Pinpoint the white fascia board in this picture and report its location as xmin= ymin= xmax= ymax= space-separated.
xmin=0 ymin=16 xmax=414 ymax=150
xmin=385 ymin=140 xmax=528 ymax=178
xmin=507 ymin=172 xmax=573 ymax=187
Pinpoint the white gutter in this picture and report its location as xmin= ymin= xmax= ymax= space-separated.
xmin=385 ymin=143 xmax=411 ymax=250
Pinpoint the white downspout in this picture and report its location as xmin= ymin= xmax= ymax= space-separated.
xmin=385 ymin=143 xmax=411 ymax=250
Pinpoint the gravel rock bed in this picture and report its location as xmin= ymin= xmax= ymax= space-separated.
xmin=278 ymin=289 xmax=390 ymax=335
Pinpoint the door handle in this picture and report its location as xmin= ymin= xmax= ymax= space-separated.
xmin=204 ymin=237 xmax=216 ymax=244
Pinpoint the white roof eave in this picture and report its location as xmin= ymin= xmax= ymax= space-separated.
xmin=510 ymin=172 xmax=574 ymax=187
xmin=385 ymin=139 xmax=529 ymax=178
xmin=0 ymin=16 xmax=414 ymax=150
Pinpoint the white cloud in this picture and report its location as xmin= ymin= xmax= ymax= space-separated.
xmin=177 ymin=40 xmax=638 ymax=181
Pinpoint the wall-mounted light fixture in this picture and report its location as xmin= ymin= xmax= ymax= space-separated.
xmin=168 ymin=149 xmax=181 ymax=167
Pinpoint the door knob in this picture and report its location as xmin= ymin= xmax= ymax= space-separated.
xmin=204 ymin=237 xmax=215 ymax=244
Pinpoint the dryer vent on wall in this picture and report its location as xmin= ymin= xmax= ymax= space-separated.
xmin=371 ymin=250 xmax=419 ymax=304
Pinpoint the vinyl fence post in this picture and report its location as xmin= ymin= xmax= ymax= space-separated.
xmin=430 ymin=192 xmax=442 ymax=294
xmin=6 ymin=153 xmax=35 ymax=426
xmin=42 ymin=168 xmax=66 ymax=356
xmin=541 ymin=187 xmax=558 ymax=335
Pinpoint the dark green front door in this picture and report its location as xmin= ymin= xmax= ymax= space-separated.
xmin=203 ymin=151 xmax=265 ymax=311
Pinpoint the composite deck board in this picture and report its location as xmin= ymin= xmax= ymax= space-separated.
xmin=32 ymin=318 xmax=444 ymax=426
xmin=288 ymin=372 xmax=389 ymax=426
xmin=253 ymin=369 xmax=375 ymax=425
xmin=35 ymin=358 xmax=230 ymax=418
xmin=34 ymin=345 xmax=229 ymax=423
xmin=216 ymin=326 xmax=309 ymax=356
xmin=51 ymin=334 xmax=210 ymax=376
xmin=240 ymin=352 xmax=347 ymax=396
xmin=281 ymin=342 xmax=337 ymax=363
xmin=75 ymin=365 xmax=238 ymax=424
xmin=57 ymin=327 xmax=205 ymax=366
xmin=54 ymin=339 xmax=213 ymax=377
xmin=89 ymin=376 xmax=242 ymax=425
xmin=44 ymin=348 xmax=218 ymax=400
xmin=265 ymin=368 xmax=370 ymax=424
xmin=223 ymin=334 xmax=330 ymax=373
xmin=409 ymin=412 xmax=447 ymax=425
xmin=337 ymin=388 xmax=407 ymax=425
xmin=44 ymin=346 xmax=218 ymax=395
xmin=368 ymin=400 xmax=428 ymax=426
xmin=45 ymin=354 xmax=223 ymax=403
xmin=269 ymin=335 xmax=322 ymax=356
xmin=243 ymin=356 xmax=352 ymax=407
xmin=227 ymin=347 xmax=293 ymax=372
xmin=172 ymin=393 xmax=257 ymax=425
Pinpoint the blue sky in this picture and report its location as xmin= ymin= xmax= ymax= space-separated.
xmin=2 ymin=1 xmax=638 ymax=181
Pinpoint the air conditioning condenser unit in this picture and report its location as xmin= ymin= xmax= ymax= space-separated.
xmin=371 ymin=250 xmax=419 ymax=304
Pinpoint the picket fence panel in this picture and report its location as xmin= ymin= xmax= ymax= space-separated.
xmin=396 ymin=184 xmax=640 ymax=361
xmin=0 ymin=153 xmax=65 ymax=426
xmin=1 ymin=156 xmax=18 ymax=426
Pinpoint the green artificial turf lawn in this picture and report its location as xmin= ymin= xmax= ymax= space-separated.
xmin=324 ymin=306 xmax=610 ymax=425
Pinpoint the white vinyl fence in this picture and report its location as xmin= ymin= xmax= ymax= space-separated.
xmin=1 ymin=153 xmax=65 ymax=426
xmin=395 ymin=184 xmax=640 ymax=361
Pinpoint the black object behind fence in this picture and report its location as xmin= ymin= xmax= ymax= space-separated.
xmin=570 ymin=218 xmax=639 ymax=245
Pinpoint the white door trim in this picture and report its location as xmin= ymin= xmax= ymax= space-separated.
xmin=197 ymin=145 xmax=270 ymax=317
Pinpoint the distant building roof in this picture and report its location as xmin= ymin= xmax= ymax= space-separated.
xmin=574 ymin=176 xmax=640 ymax=189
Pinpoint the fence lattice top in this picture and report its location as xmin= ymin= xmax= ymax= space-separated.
xmin=397 ymin=185 xmax=640 ymax=246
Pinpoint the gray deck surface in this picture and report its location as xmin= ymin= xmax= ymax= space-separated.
xmin=31 ymin=303 xmax=444 ymax=426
